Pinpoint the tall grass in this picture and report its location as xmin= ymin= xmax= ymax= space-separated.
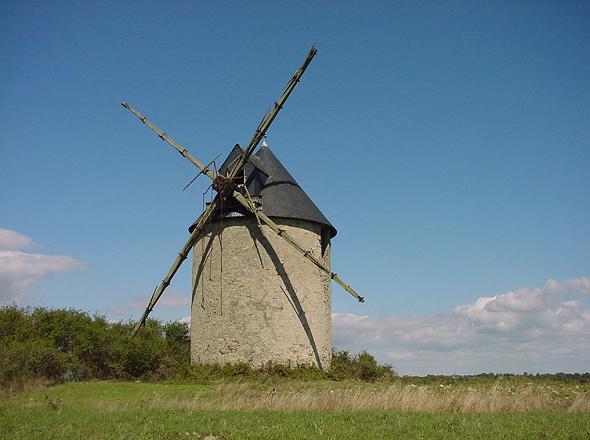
xmin=126 ymin=382 xmax=590 ymax=413
xmin=14 ymin=381 xmax=589 ymax=414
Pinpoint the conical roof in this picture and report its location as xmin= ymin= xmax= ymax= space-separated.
xmin=204 ymin=143 xmax=337 ymax=238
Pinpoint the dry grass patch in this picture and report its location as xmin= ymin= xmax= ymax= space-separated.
xmin=180 ymin=382 xmax=590 ymax=413
xmin=74 ymin=381 xmax=589 ymax=414
xmin=7 ymin=379 xmax=590 ymax=414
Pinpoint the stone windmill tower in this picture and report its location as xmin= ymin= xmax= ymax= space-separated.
xmin=190 ymin=140 xmax=338 ymax=368
xmin=122 ymin=46 xmax=364 ymax=370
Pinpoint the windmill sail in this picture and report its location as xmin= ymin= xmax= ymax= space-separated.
xmin=123 ymin=46 xmax=326 ymax=334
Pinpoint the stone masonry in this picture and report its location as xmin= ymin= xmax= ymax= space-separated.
xmin=191 ymin=217 xmax=332 ymax=370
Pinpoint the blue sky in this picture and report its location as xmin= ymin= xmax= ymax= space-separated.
xmin=1 ymin=1 xmax=589 ymax=375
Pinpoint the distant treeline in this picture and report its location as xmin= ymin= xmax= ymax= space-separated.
xmin=0 ymin=306 xmax=395 ymax=388
xmin=399 ymin=372 xmax=590 ymax=384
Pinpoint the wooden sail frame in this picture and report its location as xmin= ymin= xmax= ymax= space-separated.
xmin=123 ymin=46 xmax=363 ymax=336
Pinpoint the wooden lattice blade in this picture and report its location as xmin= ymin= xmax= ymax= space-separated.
xmin=227 ymin=45 xmax=317 ymax=179
xmin=230 ymin=189 xmax=365 ymax=303
xmin=131 ymin=196 xmax=220 ymax=336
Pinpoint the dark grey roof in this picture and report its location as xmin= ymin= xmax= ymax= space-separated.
xmin=199 ymin=144 xmax=337 ymax=238
xmin=218 ymin=144 xmax=270 ymax=184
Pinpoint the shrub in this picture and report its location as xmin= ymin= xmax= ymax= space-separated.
xmin=330 ymin=349 xmax=396 ymax=382
xmin=0 ymin=305 xmax=397 ymax=387
xmin=0 ymin=306 xmax=191 ymax=386
xmin=0 ymin=342 xmax=32 ymax=387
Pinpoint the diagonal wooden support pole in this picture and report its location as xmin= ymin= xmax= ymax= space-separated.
xmin=227 ymin=45 xmax=317 ymax=179
xmin=231 ymin=190 xmax=365 ymax=303
xmin=130 ymin=197 xmax=220 ymax=336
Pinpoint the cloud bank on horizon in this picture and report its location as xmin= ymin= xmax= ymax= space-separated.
xmin=0 ymin=228 xmax=84 ymax=303
xmin=333 ymin=276 xmax=590 ymax=375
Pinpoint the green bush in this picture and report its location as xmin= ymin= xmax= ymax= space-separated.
xmin=330 ymin=349 xmax=396 ymax=382
xmin=0 ymin=306 xmax=191 ymax=387
xmin=0 ymin=341 xmax=32 ymax=387
xmin=0 ymin=305 xmax=397 ymax=387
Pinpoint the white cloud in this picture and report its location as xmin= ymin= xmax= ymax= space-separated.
xmin=557 ymin=277 xmax=590 ymax=295
xmin=454 ymin=276 xmax=590 ymax=334
xmin=333 ymin=276 xmax=590 ymax=375
xmin=159 ymin=293 xmax=190 ymax=308
xmin=108 ymin=292 xmax=190 ymax=319
xmin=333 ymin=313 xmax=475 ymax=352
xmin=0 ymin=229 xmax=84 ymax=303
xmin=0 ymin=229 xmax=33 ymax=251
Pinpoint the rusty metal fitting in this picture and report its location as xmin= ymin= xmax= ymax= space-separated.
xmin=212 ymin=175 xmax=243 ymax=196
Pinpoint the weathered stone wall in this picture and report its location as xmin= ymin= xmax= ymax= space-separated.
xmin=191 ymin=217 xmax=332 ymax=370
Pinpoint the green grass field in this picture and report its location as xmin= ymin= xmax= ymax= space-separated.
xmin=1 ymin=379 xmax=589 ymax=439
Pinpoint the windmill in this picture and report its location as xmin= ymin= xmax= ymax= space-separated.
xmin=122 ymin=46 xmax=364 ymax=369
